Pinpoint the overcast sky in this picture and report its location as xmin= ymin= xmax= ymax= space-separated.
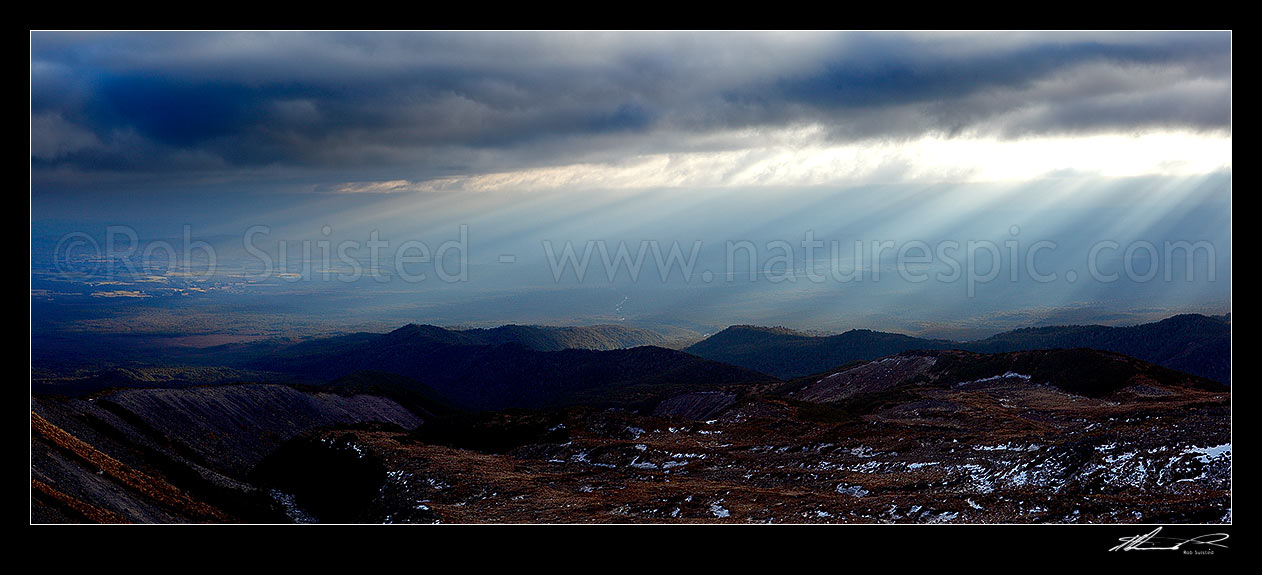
xmin=31 ymin=31 xmax=1230 ymax=198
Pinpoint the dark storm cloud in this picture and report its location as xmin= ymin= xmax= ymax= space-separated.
xmin=30 ymin=31 xmax=1231 ymax=189
xmin=682 ymin=32 xmax=1229 ymax=142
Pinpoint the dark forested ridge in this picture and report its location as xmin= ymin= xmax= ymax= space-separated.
xmin=685 ymin=326 xmax=956 ymax=381
xmin=965 ymin=314 xmax=1231 ymax=384
xmin=687 ymin=314 xmax=1231 ymax=383
xmin=250 ymin=327 xmax=775 ymax=411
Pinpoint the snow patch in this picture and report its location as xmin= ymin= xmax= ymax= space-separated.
xmin=1183 ymin=443 xmax=1231 ymax=463
xmin=955 ymin=372 xmax=1032 ymax=387
xmin=836 ymin=483 xmax=870 ymax=497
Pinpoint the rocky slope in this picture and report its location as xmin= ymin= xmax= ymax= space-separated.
xmin=31 ymin=383 xmax=424 ymax=523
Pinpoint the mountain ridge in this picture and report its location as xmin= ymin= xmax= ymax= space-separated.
xmin=687 ymin=313 xmax=1230 ymax=383
xmin=252 ymin=337 xmax=776 ymax=411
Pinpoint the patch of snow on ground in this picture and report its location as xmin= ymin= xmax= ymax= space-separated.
xmin=269 ymin=489 xmax=318 ymax=523
xmin=955 ymin=372 xmax=1032 ymax=388
xmin=836 ymin=483 xmax=870 ymax=497
xmin=1184 ymin=443 xmax=1231 ymax=463
xmin=629 ymin=458 xmax=658 ymax=470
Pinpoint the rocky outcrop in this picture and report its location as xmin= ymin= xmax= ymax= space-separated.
xmin=795 ymin=355 xmax=938 ymax=403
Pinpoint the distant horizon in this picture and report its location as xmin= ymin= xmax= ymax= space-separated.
xmin=173 ymin=308 xmax=1235 ymax=345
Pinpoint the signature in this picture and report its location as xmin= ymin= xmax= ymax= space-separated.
xmin=1110 ymin=527 xmax=1229 ymax=552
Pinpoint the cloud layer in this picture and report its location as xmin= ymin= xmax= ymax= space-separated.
xmin=30 ymin=31 xmax=1231 ymax=192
